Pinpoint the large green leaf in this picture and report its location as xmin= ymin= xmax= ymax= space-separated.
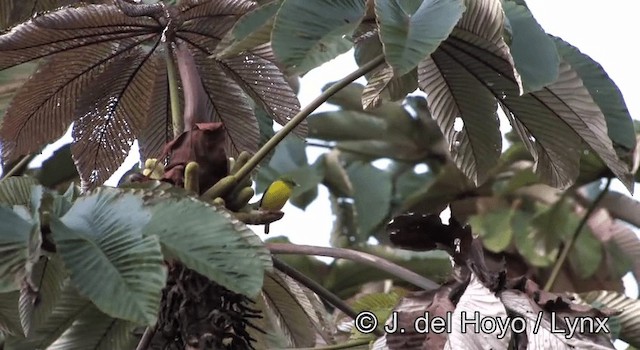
xmin=258 ymin=271 xmax=317 ymax=348
xmin=18 ymin=255 xmax=67 ymax=338
xmin=503 ymin=58 xmax=633 ymax=191
xmin=375 ymin=0 xmax=465 ymax=76
xmin=50 ymin=188 xmax=165 ymax=325
xmin=574 ymin=290 xmax=640 ymax=348
xmin=354 ymin=22 xmax=418 ymax=109
xmin=0 ymin=205 xmax=33 ymax=293
xmin=0 ymin=291 xmax=22 ymax=336
xmin=142 ymin=195 xmax=271 ymax=297
xmin=216 ymin=1 xmax=281 ymax=58
xmin=272 ymin=0 xmax=366 ymax=74
xmin=554 ymin=37 xmax=636 ymax=155
xmin=4 ymin=284 xmax=93 ymax=350
xmin=0 ymin=176 xmax=39 ymax=206
xmin=418 ymin=0 xmax=520 ymax=185
xmin=47 ymin=305 xmax=138 ymax=350
xmin=347 ymin=162 xmax=392 ymax=238
xmin=502 ymin=1 xmax=559 ymax=92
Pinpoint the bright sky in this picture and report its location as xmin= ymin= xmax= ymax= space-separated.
xmin=3 ymin=1 xmax=639 ymax=346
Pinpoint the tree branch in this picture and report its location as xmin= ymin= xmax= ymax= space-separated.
xmin=267 ymin=243 xmax=439 ymax=291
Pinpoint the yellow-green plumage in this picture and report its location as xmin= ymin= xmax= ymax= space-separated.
xmin=259 ymin=178 xmax=297 ymax=233
xmin=259 ymin=179 xmax=296 ymax=211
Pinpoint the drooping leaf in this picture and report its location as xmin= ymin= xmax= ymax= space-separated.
xmin=258 ymin=271 xmax=322 ymax=348
xmin=354 ymin=22 xmax=417 ymax=109
xmin=503 ymin=59 xmax=632 ymax=191
xmin=418 ymin=50 xmax=501 ymax=185
xmin=18 ymin=255 xmax=67 ymax=338
xmin=221 ymin=44 xmax=306 ymax=136
xmin=71 ymin=47 xmax=155 ymax=190
xmin=142 ymin=193 xmax=271 ymax=297
xmin=4 ymin=284 xmax=93 ymax=350
xmin=191 ymin=48 xmax=259 ymax=156
xmin=272 ymin=0 xmax=366 ymax=74
xmin=47 ymin=305 xmax=138 ymax=350
xmin=0 ymin=0 xmax=108 ymax=30
xmin=49 ymin=188 xmax=165 ymax=325
xmin=575 ymin=290 xmax=640 ymax=348
xmin=0 ymin=291 xmax=22 ymax=336
xmin=375 ymin=0 xmax=464 ymax=76
xmin=0 ymin=63 xmax=37 ymax=117
xmin=418 ymin=0 xmax=522 ymax=184
xmin=0 ymin=1 xmax=299 ymax=189
xmin=0 ymin=176 xmax=39 ymax=206
xmin=554 ymin=37 xmax=636 ymax=156
xmin=216 ymin=1 xmax=281 ymax=58
xmin=502 ymin=1 xmax=559 ymax=92
xmin=0 ymin=205 xmax=33 ymax=293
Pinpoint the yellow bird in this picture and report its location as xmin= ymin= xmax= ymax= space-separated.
xmin=259 ymin=177 xmax=298 ymax=234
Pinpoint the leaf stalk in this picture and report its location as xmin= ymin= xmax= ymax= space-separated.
xmin=543 ymin=177 xmax=613 ymax=291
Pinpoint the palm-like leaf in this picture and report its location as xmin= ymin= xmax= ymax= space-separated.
xmin=0 ymin=0 xmax=302 ymax=189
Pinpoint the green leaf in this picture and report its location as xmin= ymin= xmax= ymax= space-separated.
xmin=354 ymin=23 xmax=418 ymax=109
xmin=0 ymin=291 xmax=22 ymax=336
xmin=347 ymin=162 xmax=392 ymax=239
xmin=308 ymin=110 xmax=388 ymax=141
xmin=554 ymin=37 xmax=636 ymax=154
xmin=4 ymin=284 xmax=93 ymax=350
xmin=502 ymin=1 xmax=559 ymax=92
xmin=566 ymin=212 xmax=602 ymax=279
xmin=272 ymin=0 xmax=365 ymax=74
xmin=575 ymin=291 xmax=640 ymax=348
xmin=50 ymin=188 xmax=165 ymax=325
xmin=515 ymin=201 xmax=573 ymax=267
xmin=258 ymin=271 xmax=318 ymax=348
xmin=0 ymin=176 xmax=39 ymax=206
xmin=47 ymin=305 xmax=138 ymax=350
xmin=375 ymin=0 xmax=465 ymax=76
xmin=217 ymin=1 xmax=281 ymax=58
xmin=0 ymin=205 xmax=32 ymax=293
xmin=143 ymin=195 xmax=271 ymax=297
xmin=18 ymin=255 xmax=66 ymax=339
xmin=468 ymin=208 xmax=514 ymax=253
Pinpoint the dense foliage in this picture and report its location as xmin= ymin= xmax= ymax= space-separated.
xmin=0 ymin=0 xmax=639 ymax=349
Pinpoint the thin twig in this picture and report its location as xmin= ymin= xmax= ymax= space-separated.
xmin=135 ymin=326 xmax=156 ymax=350
xmin=267 ymin=243 xmax=439 ymax=291
xmin=543 ymin=177 xmax=613 ymax=291
xmin=0 ymin=154 xmax=32 ymax=182
xmin=165 ymin=42 xmax=183 ymax=138
xmin=208 ymin=54 xmax=386 ymax=198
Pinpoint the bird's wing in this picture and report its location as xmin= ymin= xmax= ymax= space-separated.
xmin=258 ymin=182 xmax=274 ymax=208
